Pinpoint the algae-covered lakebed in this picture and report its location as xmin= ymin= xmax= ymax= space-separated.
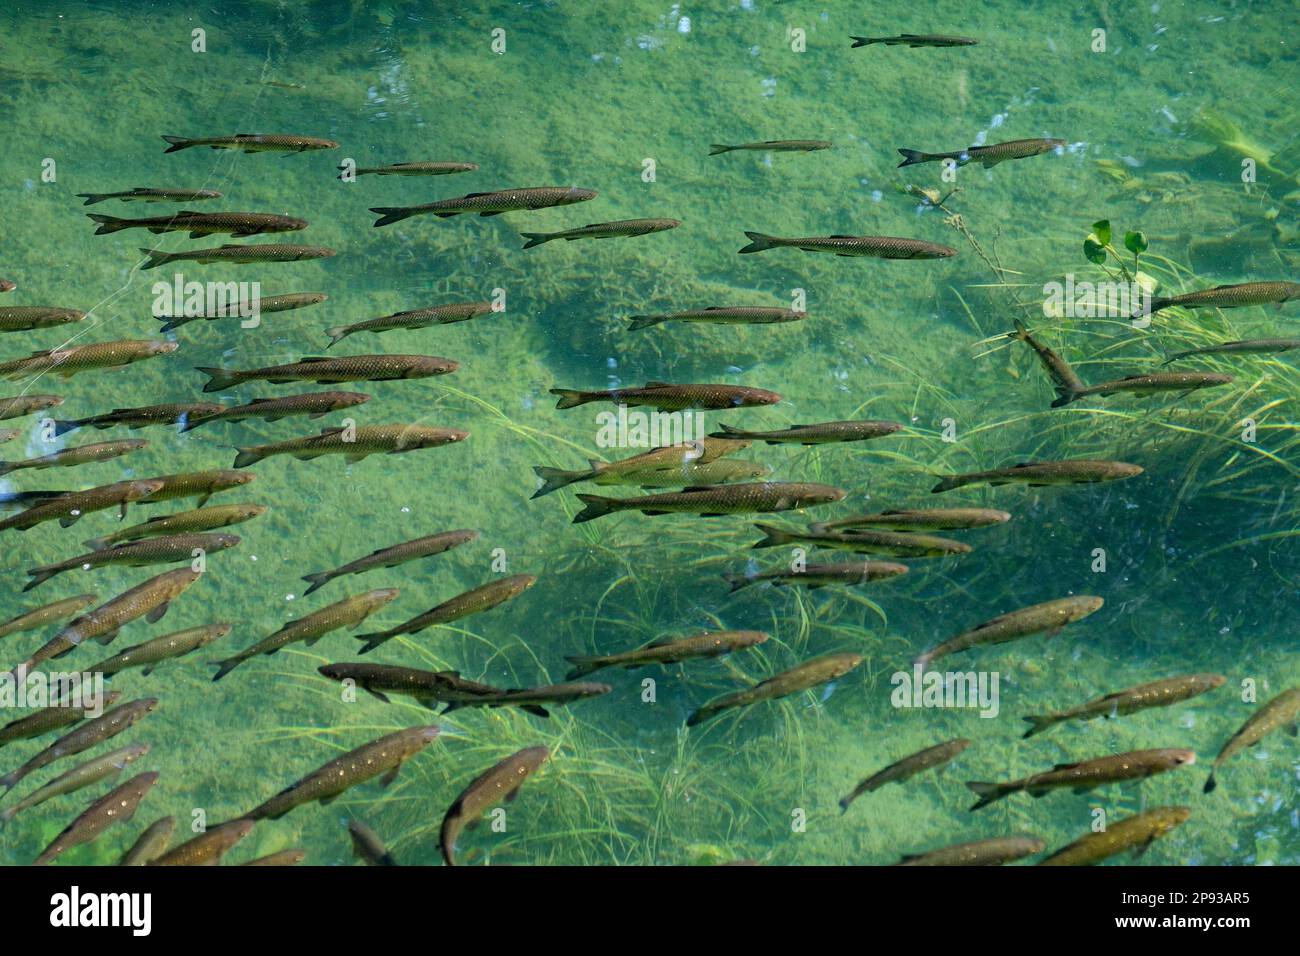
xmin=0 ymin=0 xmax=1298 ymax=870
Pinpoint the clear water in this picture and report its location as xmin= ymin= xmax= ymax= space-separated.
xmin=1 ymin=0 xmax=1298 ymax=866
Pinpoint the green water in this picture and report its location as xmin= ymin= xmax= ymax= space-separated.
xmin=1 ymin=0 xmax=1298 ymax=866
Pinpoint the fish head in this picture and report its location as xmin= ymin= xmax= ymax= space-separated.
xmin=416 ymin=357 xmax=459 ymax=376
xmin=1164 ymin=749 xmax=1198 ymax=768
xmin=416 ymin=725 xmax=442 ymax=743
xmin=129 ymin=479 xmax=168 ymax=500
xmin=831 ymin=653 xmax=865 ymax=677
xmin=1156 ymin=806 xmax=1193 ymax=831
xmin=564 ymin=188 xmax=599 ymax=203
xmin=369 ymin=588 xmax=402 ymax=607
xmin=211 ymin=533 xmax=242 ymax=549
xmin=335 ymin=391 xmax=371 ymax=409
xmin=283 ymin=217 xmax=309 ymax=231
xmin=226 ymin=471 xmax=257 ymax=487
xmin=1203 ymin=674 xmax=1228 ymax=689
xmin=240 ymin=504 xmax=270 ymax=519
xmin=736 ymin=388 xmax=782 ymax=407
xmin=802 ymin=485 xmax=847 ymax=506
xmin=1070 ymin=595 xmax=1105 ymax=619
xmin=150 ymin=341 xmax=181 ymax=356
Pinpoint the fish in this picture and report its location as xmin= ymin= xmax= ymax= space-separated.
xmin=212 ymin=588 xmax=400 ymax=680
xmin=708 ymin=140 xmax=832 ymax=154
xmin=0 ymin=439 xmax=147 ymax=478
xmin=687 ymin=652 xmax=863 ymax=726
xmin=536 ymin=458 xmax=769 ymax=497
xmin=1203 ymin=686 xmax=1300 ymax=793
xmin=1144 ymin=281 xmax=1300 ymax=316
xmin=88 ymin=211 xmax=307 ymax=238
xmin=325 ymin=302 xmax=495 ymax=347
xmin=0 ymin=743 xmax=151 ymax=825
xmin=0 ymin=307 xmax=87 ymax=332
xmin=0 ymin=280 xmax=13 ymax=293
xmin=1163 ymin=338 xmax=1300 ymax=364
xmin=751 ymin=523 xmax=970 ymax=557
xmin=136 ymin=469 xmax=255 ymax=507
xmin=24 ymin=532 xmax=241 ymax=591
xmin=317 ymin=663 xmax=526 ymax=712
xmin=966 ymin=749 xmax=1197 ymax=810
xmin=52 ymin=402 xmax=226 ymax=435
xmin=139 ymin=244 xmax=336 ymax=270
xmin=1051 ymin=372 xmax=1233 ymax=408
xmin=302 ymin=529 xmax=479 ymax=595
xmin=118 ymin=816 xmax=176 ymax=865
xmin=0 ymin=478 xmax=165 ymax=533
xmin=197 ymin=354 xmax=457 ymax=392
xmin=897 ymin=138 xmax=1067 ymax=168
xmin=77 ymin=187 xmax=223 ymax=205
xmin=574 ymin=483 xmax=846 ymax=524
xmin=1038 ymin=807 xmax=1191 ymax=866
xmin=0 ymin=593 xmax=99 ymax=642
xmin=840 ymin=739 xmax=971 ymax=811
xmin=0 ymin=393 xmax=64 ymax=420
xmin=161 ymin=133 xmax=339 ymax=153
xmin=158 ymin=291 xmax=328 ymax=332
xmin=0 ymin=428 xmax=19 ymax=443
xmin=932 ymin=458 xmax=1144 ymax=494
xmin=551 ymin=381 xmax=780 ymax=411
xmin=1008 ymin=319 xmax=1087 ymax=397
xmin=370 ymin=186 xmax=597 ymax=227
xmin=851 ymin=34 xmax=978 ymax=48
xmin=0 ymin=340 xmax=178 ymax=380
xmin=233 ymin=423 xmax=468 ymax=467
xmin=182 ymin=391 xmax=367 ymax=430
xmin=738 ymin=232 xmax=957 ymax=258
xmin=149 ymin=820 xmax=257 ymax=866
xmin=342 ymin=161 xmax=478 ymax=178
xmin=532 ymin=437 xmax=752 ymax=498
xmin=0 ymin=690 xmax=120 ymax=750
xmin=1023 ymin=673 xmax=1227 ymax=738
xmin=89 ymin=623 xmax=233 ymax=678
xmin=84 ymin=503 xmax=266 ymax=551
xmin=709 ymin=420 xmax=903 ymax=445
xmin=725 ymin=559 xmax=909 ymax=592
xmin=243 ymin=849 xmax=307 ymax=866
xmin=348 ymin=819 xmax=397 ymax=865
xmin=895 ymin=836 xmax=1045 ymax=867
xmin=13 ymin=569 xmax=203 ymax=674
xmin=811 ymin=507 xmax=1012 ymax=533
xmin=237 ymin=725 xmax=441 ymax=821
xmin=915 ymin=595 xmax=1103 ymax=669
xmin=626 ymin=306 xmax=807 ymax=331
xmin=356 ymin=574 xmax=536 ymax=654
xmin=33 ymin=771 xmax=159 ymax=866
xmin=441 ymin=682 xmax=611 ymax=718
xmin=0 ymin=698 xmax=158 ymax=792
xmin=565 ymin=630 xmax=769 ymax=678
xmin=440 ymin=746 xmax=550 ymax=866
xmin=521 ymin=217 xmax=681 ymax=248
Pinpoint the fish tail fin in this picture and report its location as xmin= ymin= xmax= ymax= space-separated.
xmin=849 ymin=36 xmax=883 ymax=47
xmin=1008 ymin=318 xmax=1031 ymax=341
xmin=896 ymin=148 xmax=934 ymax=168
xmin=626 ymin=314 xmax=666 ymax=331
xmin=50 ymin=419 xmax=82 ymax=438
xmin=0 ymin=462 xmax=12 ymax=478
xmin=1203 ymin=771 xmax=1217 ymax=794
xmin=22 ymin=567 xmax=58 ymax=591
xmin=0 ymin=770 xmax=20 ymax=791
xmin=1020 ymin=714 xmax=1057 ymax=738
xmin=520 ymin=232 xmax=555 ymax=249
xmin=87 ymin=213 xmax=130 ymax=235
xmin=232 ymin=447 xmax=263 ymax=468
xmin=738 ymin=231 xmax=777 ymax=254
xmin=300 ymin=572 xmax=331 ymax=596
xmin=138 ymin=247 xmax=174 ymax=270
xmin=196 ymin=366 xmax=241 ymax=393
xmin=563 ymin=656 xmax=597 ymax=680
xmin=370 ymin=206 xmax=413 ymax=228
xmin=708 ymin=144 xmax=736 ymax=155
xmin=685 ymin=703 xmax=719 ymax=727
xmin=0 ymin=805 xmax=16 ymax=825
xmin=965 ymin=781 xmax=1012 ymax=811
xmin=1137 ymin=297 xmax=1169 ymax=318
xmin=77 ymin=193 xmax=109 ymax=206
xmin=723 ymin=572 xmax=754 ymax=592
xmin=210 ymin=657 xmax=241 ymax=682
xmin=930 ymin=474 xmax=965 ymax=494
xmin=531 ymin=465 xmax=588 ymax=499
xmin=751 ymin=522 xmax=793 ymax=549
xmin=324 ymin=326 xmax=350 ymax=349
xmin=356 ymin=634 xmax=386 ymax=655
xmin=549 ymin=388 xmax=590 ymax=410
xmin=161 ymin=135 xmax=196 ymax=153
xmin=82 ymin=535 xmax=112 ymax=551
xmin=1050 ymin=381 xmax=1084 ymax=408
xmin=573 ymin=494 xmax=617 ymax=524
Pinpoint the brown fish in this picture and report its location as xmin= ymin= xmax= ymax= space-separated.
xmin=739 ymin=232 xmax=956 ymax=258
xmin=440 ymin=746 xmax=550 ymax=866
xmin=627 ymin=306 xmax=807 ymax=330
xmin=898 ymin=138 xmax=1067 ymax=168
xmin=140 ymin=244 xmax=336 ymax=270
xmin=967 ymin=749 xmax=1197 ymax=810
xmin=348 ymin=819 xmax=397 ymax=865
xmin=840 ymin=739 xmax=971 ymax=811
xmin=441 ymin=681 xmax=611 ymax=717
xmin=521 ymin=217 xmax=680 ymax=248
xmin=709 ymin=140 xmax=832 ymax=155
xmin=932 ymin=459 xmax=1144 ymax=494
xmin=565 ymin=630 xmax=769 ymax=678
xmin=1053 ymin=371 xmax=1234 ymax=407
xmin=1038 ymin=807 xmax=1190 ymax=866
xmin=149 ymin=820 xmax=256 ymax=866
xmin=0 ymin=698 xmax=158 ymax=792
xmin=0 ymin=478 xmax=164 ymax=533
xmin=852 ymin=34 xmax=978 ymax=48
xmin=0 ymin=340 xmax=177 ymax=380
xmin=752 ymin=523 xmax=970 ymax=557
xmin=687 ymin=652 xmax=863 ymax=725
xmin=197 ymin=354 xmax=456 ymax=392
xmin=811 ymin=508 xmax=1011 ymax=533
xmin=34 ymin=771 xmax=159 ymax=865
xmin=316 ymin=663 xmax=524 ymax=712
xmin=343 ymin=161 xmax=478 ymax=178
xmin=1008 ymin=319 xmax=1087 ymax=397
xmin=536 ymin=458 xmax=767 ymax=497
xmin=0 ymin=280 xmax=17 ymax=292
xmin=0 ymin=439 xmax=146 ymax=477
xmin=302 ymin=529 xmax=479 ymax=595
xmin=88 ymin=211 xmax=307 ymax=238
xmin=25 ymin=532 xmax=240 ymax=591
xmin=531 ymin=437 xmax=753 ymax=498
xmin=212 ymin=588 xmax=400 ymax=680
xmin=52 ymin=402 xmax=226 ymax=434
xmin=0 ymin=593 xmax=98 ymax=642
xmin=84 ymin=503 xmax=267 ymax=551
xmin=1163 ymin=337 xmax=1300 ymax=364
xmin=575 ymin=483 xmax=845 ymax=524
xmin=0 ymin=307 xmax=87 ymax=332
xmin=0 ymin=689 xmax=120 ymax=750
xmin=162 ymin=133 xmax=339 ymax=153
xmin=233 ymin=424 xmax=468 ymax=467
xmin=357 ymin=574 xmax=535 ymax=654
xmin=1146 ymin=281 xmax=1300 ymax=316
xmin=159 ymin=291 xmax=328 ymax=332
xmin=915 ymin=596 xmax=1103 ymax=669
xmin=119 ymin=815 xmax=176 ymax=865
xmin=89 ymin=623 xmax=232 ymax=678
xmin=1 ymin=743 xmax=151 ymax=825
xmin=896 ymin=836 xmax=1044 ymax=866
xmin=724 ymin=559 xmax=909 ymax=592
xmin=551 ymin=381 xmax=781 ymax=411
xmin=710 ymin=420 xmax=902 ymax=445
xmin=1024 ymin=673 xmax=1227 ymax=738
xmin=1204 ymin=686 xmax=1300 ymax=793
xmin=0 ymin=393 xmax=64 ymax=420
xmin=134 ymin=469 xmax=255 ymax=508
xmin=182 ymin=391 xmax=368 ymax=430
xmin=371 ymin=186 xmax=597 ymax=227
xmin=325 ymin=302 xmax=495 ymax=347
xmin=78 ymin=187 xmax=223 ymax=205
xmin=238 ymin=725 xmax=441 ymax=821
xmin=242 ymin=849 xmax=307 ymax=866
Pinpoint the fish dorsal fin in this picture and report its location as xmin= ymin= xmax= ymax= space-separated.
xmin=435 ymin=670 xmax=461 ymax=678
xmin=682 ymin=485 xmax=723 ymax=493
xmin=463 ymin=192 xmax=492 ymax=198
xmin=643 ymin=380 xmax=671 ymax=388
xmin=319 ymin=427 xmax=345 ymax=436
xmin=1051 ymin=761 xmax=1082 ymax=771
xmin=1012 ymin=461 xmax=1046 ymax=469
xmin=176 ymin=210 xmax=202 ymax=216
xmin=296 ymin=357 xmax=333 ymax=363
xmin=246 ymin=398 xmax=278 ymax=405
xmin=829 ymin=234 xmax=857 ymax=239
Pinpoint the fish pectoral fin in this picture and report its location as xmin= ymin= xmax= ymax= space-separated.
xmin=380 ymin=764 xmax=402 ymax=788
xmin=318 ymin=793 xmax=340 ymax=806
xmin=522 ymin=705 xmax=550 ymax=718
xmin=145 ymin=602 xmax=171 ymax=624
xmin=1052 ymin=761 xmax=1082 ymax=771
xmin=344 ymin=453 xmax=368 ymax=464
xmin=363 ymin=687 xmax=392 ymax=703
xmin=1132 ymin=837 xmax=1157 ymax=859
